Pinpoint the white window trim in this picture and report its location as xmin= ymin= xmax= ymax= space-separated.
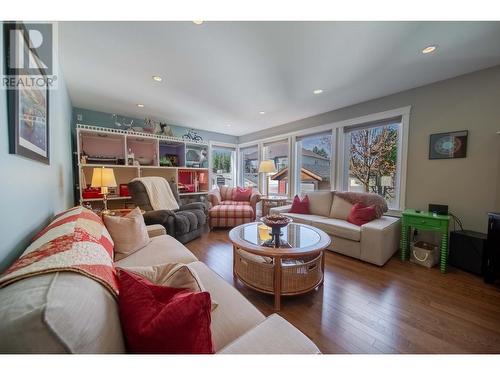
xmin=235 ymin=106 xmax=410 ymax=213
xmin=334 ymin=106 xmax=411 ymax=213
xmin=209 ymin=141 xmax=238 ymax=191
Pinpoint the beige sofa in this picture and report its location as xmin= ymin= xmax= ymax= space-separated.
xmin=270 ymin=191 xmax=401 ymax=266
xmin=0 ymin=225 xmax=319 ymax=354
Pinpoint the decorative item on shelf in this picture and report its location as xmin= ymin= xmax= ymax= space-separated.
xmin=159 ymin=155 xmax=172 ymax=167
xmin=82 ymin=187 xmax=103 ymax=199
xmin=91 ymin=167 xmax=117 ymax=215
xmin=199 ymin=148 xmax=208 ymax=168
xmin=160 ymin=123 xmax=174 ymax=137
xmin=260 ymin=214 xmax=293 ymax=247
xmin=80 ymin=151 xmax=88 ymax=164
xmin=136 ymin=157 xmax=152 ymax=166
xmin=86 ymin=155 xmax=120 ymax=165
xmin=143 ymin=118 xmax=155 ymax=134
xmin=259 ymin=160 xmax=277 ymax=195
xmin=429 ymin=130 xmax=468 ymax=159
xmin=119 ymin=184 xmax=130 ymax=197
xmin=127 ymin=148 xmax=135 ymax=165
xmin=186 ymin=148 xmax=201 ymax=167
xmin=182 ymin=129 xmax=203 ymax=142
xmin=112 ymin=114 xmax=134 ymax=130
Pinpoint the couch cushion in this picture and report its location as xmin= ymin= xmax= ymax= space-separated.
xmin=310 ymin=217 xmax=361 ymax=242
xmin=0 ymin=272 xmax=125 ymax=353
xmin=174 ymin=209 xmax=205 ymax=235
xmin=187 ymin=261 xmax=265 ymax=351
xmin=114 ymin=235 xmax=197 ymax=267
xmin=281 ymin=213 xmax=326 ymax=225
xmin=219 ymin=314 xmax=320 ymax=354
xmin=220 ymin=200 xmax=251 ymax=206
xmin=329 ymin=195 xmax=353 ymax=220
xmin=209 ymin=204 xmax=254 ymax=219
xmin=303 ymin=191 xmax=333 ymax=217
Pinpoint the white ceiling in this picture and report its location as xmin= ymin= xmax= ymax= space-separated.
xmin=59 ymin=21 xmax=500 ymax=136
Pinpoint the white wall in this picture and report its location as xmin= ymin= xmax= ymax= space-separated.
xmin=0 ymin=28 xmax=74 ymax=271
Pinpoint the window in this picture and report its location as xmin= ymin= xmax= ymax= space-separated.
xmin=211 ymin=145 xmax=236 ymax=189
xmin=239 ymin=145 xmax=259 ymax=188
xmin=343 ymin=117 xmax=402 ymax=209
xmin=295 ymin=132 xmax=333 ymax=193
xmin=263 ymin=140 xmax=289 ymax=196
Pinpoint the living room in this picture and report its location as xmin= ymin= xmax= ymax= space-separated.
xmin=1 ymin=1 xmax=500 ymax=373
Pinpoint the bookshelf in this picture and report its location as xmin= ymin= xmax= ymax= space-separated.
xmin=76 ymin=124 xmax=210 ymax=208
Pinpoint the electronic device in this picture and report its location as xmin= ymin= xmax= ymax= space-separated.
xmin=484 ymin=213 xmax=500 ymax=284
xmin=449 ymin=230 xmax=487 ymax=276
xmin=428 ymin=204 xmax=448 ymax=215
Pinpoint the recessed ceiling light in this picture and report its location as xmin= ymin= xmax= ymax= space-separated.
xmin=313 ymin=89 xmax=323 ymax=95
xmin=193 ymin=20 xmax=204 ymax=25
xmin=226 ymin=124 xmax=232 ymax=127
xmin=422 ymin=45 xmax=437 ymax=54
xmin=137 ymin=104 xmax=145 ymax=108
xmin=152 ymin=75 xmax=163 ymax=82
xmin=259 ymin=111 xmax=266 ymax=115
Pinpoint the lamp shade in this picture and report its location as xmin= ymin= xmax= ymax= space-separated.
xmin=91 ymin=167 xmax=117 ymax=188
xmin=258 ymin=160 xmax=277 ymax=173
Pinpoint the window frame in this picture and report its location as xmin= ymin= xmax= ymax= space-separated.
xmin=236 ymin=106 xmax=410 ymax=213
xmin=262 ymin=138 xmax=291 ymax=197
xmin=209 ymin=141 xmax=237 ymax=190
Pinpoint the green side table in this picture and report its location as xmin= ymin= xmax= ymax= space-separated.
xmin=400 ymin=209 xmax=450 ymax=273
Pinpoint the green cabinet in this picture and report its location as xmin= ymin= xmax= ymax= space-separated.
xmin=400 ymin=209 xmax=450 ymax=273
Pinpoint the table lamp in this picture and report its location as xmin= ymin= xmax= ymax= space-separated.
xmin=91 ymin=167 xmax=117 ymax=215
xmin=258 ymin=160 xmax=277 ymax=195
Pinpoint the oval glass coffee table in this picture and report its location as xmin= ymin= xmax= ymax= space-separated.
xmin=229 ymin=222 xmax=331 ymax=310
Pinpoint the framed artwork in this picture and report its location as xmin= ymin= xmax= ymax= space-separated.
xmin=429 ymin=130 xmax=468 ymax=160
xmin=4 ymin=23 xmax=50 ymax=164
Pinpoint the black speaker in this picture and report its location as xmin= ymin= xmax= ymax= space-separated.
xmin=449 ymin=230 xmax=487 ymax=275
xmin=484 ymin=213 xmax=500 ymax=284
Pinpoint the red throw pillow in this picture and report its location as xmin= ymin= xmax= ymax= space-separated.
xmin=347 ymin=202 xmax=377 ymax=226
xmin=289 ymin=195 xmax=310 ymax=214
xmin=234 ymin=187 xmax=252 ymax=201
xmin=117 ymin=269 xmax=214 ymax=354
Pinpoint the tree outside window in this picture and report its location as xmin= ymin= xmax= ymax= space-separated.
xmin=347 ymin=123 xmax=399 ymax=207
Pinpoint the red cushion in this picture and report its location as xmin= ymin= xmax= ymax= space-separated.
xmin=289 ymin=195 xmax=310 ymax=214
xmin=347 ymin=202 xmax=377 ymax=226
xmin=117 ymin=269 xmax=214 ymax=354
xmin=234 ymin=187 xmax=252 ymax=202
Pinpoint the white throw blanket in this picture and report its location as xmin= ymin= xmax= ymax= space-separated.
xmin=133 ymin=177 xmax=180 ymax=211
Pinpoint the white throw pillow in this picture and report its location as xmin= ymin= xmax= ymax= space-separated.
xmin=103 ymin=207 xmax=151 ymax=261
xmin=329 ymin=195 xmax=353 ymax=220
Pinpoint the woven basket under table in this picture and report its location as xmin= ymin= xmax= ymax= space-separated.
xmin=234 ymin=249 xmax=323 ymax=295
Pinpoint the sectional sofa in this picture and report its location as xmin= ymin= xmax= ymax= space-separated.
xmin=270 ymin=191 xmax=401 ymax=266
xmin=0 ymin=216 xmax=319 ymax=354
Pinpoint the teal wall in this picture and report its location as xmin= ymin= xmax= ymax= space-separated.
xmin=0 ymin=27 xmax=74 ymax=271
xmin=73 ymin=107 xmax=238 ymax=144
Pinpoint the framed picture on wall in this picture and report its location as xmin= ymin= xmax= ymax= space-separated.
xmin=429 ymin=130 xmax=468 ymax=160
xmin=4 ymin=22 xmax=50 ymax=164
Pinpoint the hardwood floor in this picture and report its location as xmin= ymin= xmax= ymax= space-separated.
xmin=186 ymin=229 xmax=500 ymax=354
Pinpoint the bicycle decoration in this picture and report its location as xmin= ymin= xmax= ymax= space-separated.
xmin=182 ymin=129 xmax=203 ymax=142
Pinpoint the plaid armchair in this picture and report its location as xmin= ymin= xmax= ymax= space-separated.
xmin=207 ymin=186 xmax=261 ymax=228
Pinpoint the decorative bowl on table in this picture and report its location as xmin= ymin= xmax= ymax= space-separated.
xmin=260 ymin=214 xmax=293 ymax=247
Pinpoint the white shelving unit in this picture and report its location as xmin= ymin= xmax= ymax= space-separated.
xmin=76 ymin=124 xmax=210 ymax=207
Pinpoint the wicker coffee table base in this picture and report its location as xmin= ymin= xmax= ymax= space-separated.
xmin=233 ymin=246 xmax=325 ymax=311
